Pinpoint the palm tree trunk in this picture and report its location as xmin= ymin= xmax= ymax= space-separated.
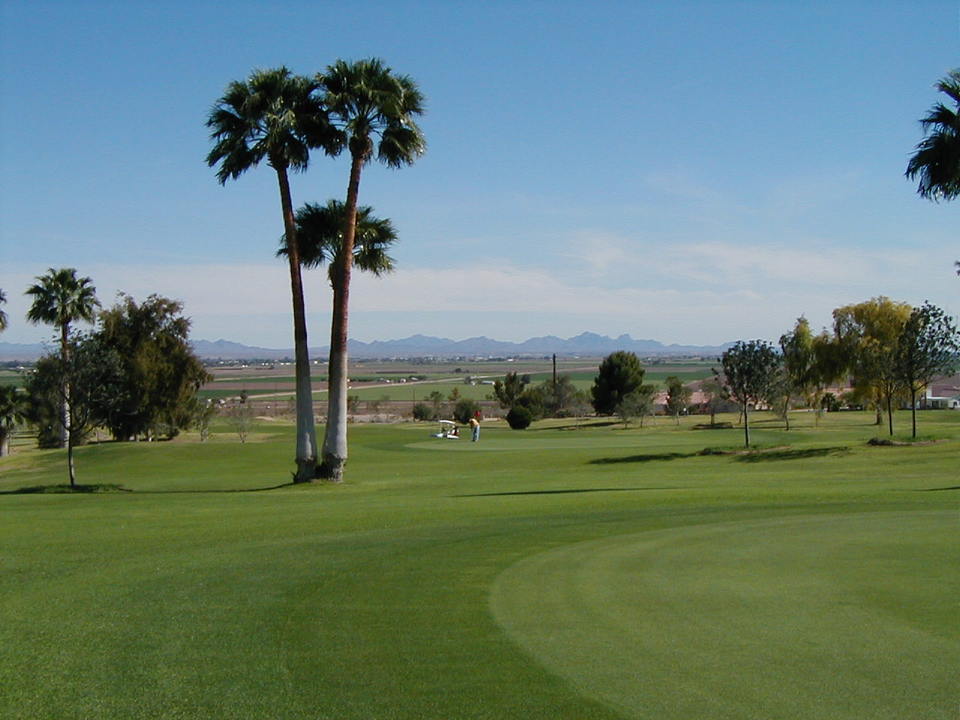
xmin=60 ymin=323 xmax=76 ymax=485
xmin=320 ymin=152 xmax=363 ymax=482
xmin=276 ymin=166 xmax=318 ymax=482
xmin=59 ymin=324 xmax=69 ymax=450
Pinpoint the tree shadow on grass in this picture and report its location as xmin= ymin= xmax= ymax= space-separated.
xmin=734 ymin=446 xmax=850 ymax=463
xmin=1 ymin=482 xmax=296 ymax=495
xmin=589 ymin=451 xmax=701 ymax=465
xmin=914 ymin=485 xmax=960 ymax=492
xmin=0 ymin=484 xmax=132 ymax=495
xmin=453 ymin=487 xmax=678 ymax=498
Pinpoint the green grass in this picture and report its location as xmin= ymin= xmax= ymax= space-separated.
xmin=1 ymin=410 xmax=957 ymax=719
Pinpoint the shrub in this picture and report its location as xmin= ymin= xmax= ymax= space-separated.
xmin=506 ymin=405 xmax=533 ymax=430
xmin=412 ymin=403 xmax=435 ymax=421
xmin=453 ymin=398 xmax=481 ymax=424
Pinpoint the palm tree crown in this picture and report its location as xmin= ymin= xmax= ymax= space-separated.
xmin=320 ymin=58 xmax=426 ymax=167
xmin=25 ymin=268 xmax=99 ymax=332
xmin=206 ymin=67 xmax=339 ymax=181
xmin=279 ymin=200 xmax=397 ymax=287
xmin=906 ymin=69 xmax=960 ymax=201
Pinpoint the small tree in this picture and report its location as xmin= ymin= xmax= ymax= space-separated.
xmin=893 ymin=301 xmax=960 ymax=438
xmin=719 ymin=340 xmax=780 ymax=448
xmin=591 ymin=351 xmax=646 ymax=415
xmin=194 ymin=399 xmax=218 ymax=442
xmin=412 ymin=403 xmax=434 ymax=421
xmin=427 ymin=390 xmax=445 ymax=418
xmin=765 ymin=361 xmax=794 ymax=431
xmin=664 ymin=376 xmax=692 ymax=426
xmin=698 ymin=376 xmax=728 ymax=426
xmin=615 ymin=385 xmax=655 ymax=430
xmin=228 ymin=400 xmax=254 ymax=443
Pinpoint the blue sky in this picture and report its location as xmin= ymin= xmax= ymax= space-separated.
xmin=1 ymin=0 xmax=958 ymax=348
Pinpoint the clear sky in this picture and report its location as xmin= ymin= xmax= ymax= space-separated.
xmin=1 ymin=0 xmax=958 ymax=349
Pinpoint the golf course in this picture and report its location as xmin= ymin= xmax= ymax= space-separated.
xmin=1 ymin=409 xmax=956 ymax=719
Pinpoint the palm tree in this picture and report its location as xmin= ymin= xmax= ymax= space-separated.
xmin=906 ymin=69 xmax=960 ymax=202
xmin=0 ymin=386 xmax=27 ymax=457
xmin=206 ymin=67 xmax=340 ymax=483
xmin=0 ymin=289 xmax=7 ymax=332
xmin=316 ymin=58 xmax=426 ymax=481
xmin=25 ymin=268 xmax=99 ymax=485
xmin=279 ymin=200 xmax=397 ymax=284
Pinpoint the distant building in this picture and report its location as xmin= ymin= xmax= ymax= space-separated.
xmin=921 ymin=374 xmax=960 ymax=410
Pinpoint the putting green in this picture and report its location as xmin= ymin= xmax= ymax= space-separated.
xmin=490 ymin=511 xmax=958 ymax=719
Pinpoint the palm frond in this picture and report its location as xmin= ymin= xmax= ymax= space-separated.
xmin=906 ymin=69 xmax=960 ymax=201
xmin=278 ymin=200 xmax=397 ymax=285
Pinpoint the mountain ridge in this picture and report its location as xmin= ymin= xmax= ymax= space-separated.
xmin=1 ymin=332 xmax=737 ymax=361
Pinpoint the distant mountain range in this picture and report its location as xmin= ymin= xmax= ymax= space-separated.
xmin=0 ymin=332 xmax=736 ymax=362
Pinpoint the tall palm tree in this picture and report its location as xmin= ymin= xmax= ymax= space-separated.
xmin=206 ymin=67 xmax=340 ymax=483
xmin=25 ymin=268 xmax=99 ymax=485
xmin=906 ymin=69 xmax=960 ymax=202
xmin=0 ymin=289 xmax=7 ymax=332
xmin=316 ymin=58 xmax=425 ymax=481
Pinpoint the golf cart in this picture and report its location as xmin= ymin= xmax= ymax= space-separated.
xmin=433 ymin=420 xmax=460 ymax=439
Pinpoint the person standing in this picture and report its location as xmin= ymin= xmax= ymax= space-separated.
xmin=469 ymin=415 xmax=480 ymax=442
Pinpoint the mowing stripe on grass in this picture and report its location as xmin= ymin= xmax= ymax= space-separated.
xmin=490 ymin=510 xmax=958 ymax=720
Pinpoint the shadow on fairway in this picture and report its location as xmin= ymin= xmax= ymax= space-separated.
xmin=734 ymin=446 xmax=850 ymax=463
xmin=453 ymin=487 xmax=676 ymax=498
xmin=1 ymin=482 xmax=296 ymax=495
xmin=915 ymin=485 xmax=960 ymax=492
xmin=589 ymin=451 xmax=698 ymax=465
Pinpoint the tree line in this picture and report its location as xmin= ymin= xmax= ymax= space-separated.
xmin=585 ymin=297 xmax=958 ymax=448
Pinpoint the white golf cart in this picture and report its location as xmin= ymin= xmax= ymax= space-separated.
xmin=433 ymin=419 xmax=460 ymax=439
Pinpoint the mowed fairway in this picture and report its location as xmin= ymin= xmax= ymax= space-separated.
xmin=1 ymin=411 xmax=957 ymax=719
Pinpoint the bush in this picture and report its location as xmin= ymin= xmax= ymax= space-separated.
xmin=453 ymin=398 xmax=481 ymax=424
xmin=412 ymin=403 xmax=435 ymax=421
xmin=506 ymin=405 xmax=533 ymax=430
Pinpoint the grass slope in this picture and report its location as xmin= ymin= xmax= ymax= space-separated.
xmin=1 ymin=410 xmax=957 ymax=719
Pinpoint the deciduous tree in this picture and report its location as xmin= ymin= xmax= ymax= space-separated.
xmin=893 ymin=301 xmax=960 ymax=438
xmin=718 ymin=340 xmax=780 ymax=448
xmin=94 ymin=295 xmax=211 ymax=441
xmin=833 ymin=297 xmax=911 ymax=436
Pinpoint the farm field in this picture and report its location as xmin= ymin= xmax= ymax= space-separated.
xmin=1 ymin=410 xmax=957 ymax=719
xmin=197 ymin=358 xmax=717 ymax=406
